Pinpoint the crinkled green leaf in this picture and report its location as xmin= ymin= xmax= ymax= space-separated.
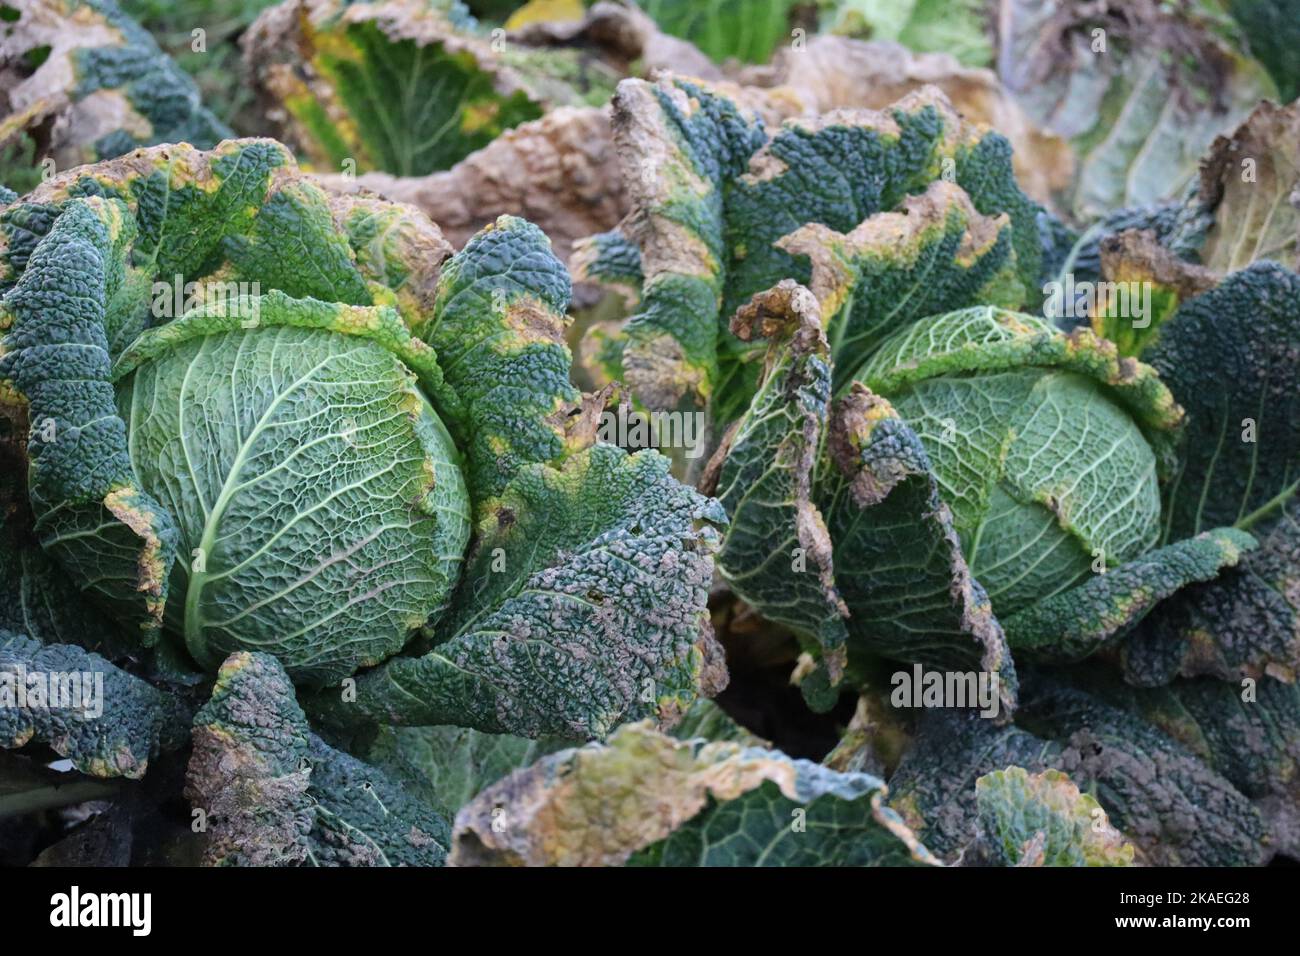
xmin=889 ymin=671 xmax=1276 ymax=866
xmin=117 ymin=0 xmax=283 ymax=131
xmin=304 ymin=732 xmax=452 ymax=866
xmin=1126 ymin=262 xmax=1300 ymax=683
xmin=1112 ymin=677 xmax=1300 ymax=810
xmin=185 ymin=650 xmax=315 ymax=865
xmin=360 ymin=724 xmax=574 ymax=818
xmin=887 ymin=709 xmax=1056 ymax=860
xmin=818 ymin=385 xmax=1017 ymax=709
xmin=710 ymin=281 xmax=848 ymax=670
xmin=1130 ymin=676 xmax=1299 ymax=857
xmin=312 ymin=443 xmax=727 ymax=739
xmin=450 ymin=720 xmax=937 ymax=866
xmin=0 ymin=196 xmax=180 ymax=636
xmin=415 ymin=214 xmax=580 ymax=504
xmin=975 ymin=766 xmax=1135 ymax=866
xmin=0 ymin=487 xmax=119 ymax=654
xmin=186 ymin=651 xmax=451 ymax=866
xmin=0 ymin=629 xmax=186 ymax=779
xmin=720 ymin=93 xmax=1042 ymax=333
xmin=570 ymin=227 xmax=643 ymax=309
xmin=0 ymin=0 xmax=230 ymax=172
xmin=1004 ymin=527 xmax=1257 ymax=662
xmin=1018 ymin=673 xmax=1272 ymax=866
xmin=609 ymin=76 xmax=766 ymax=412
xmin=609 ymin=76 xmax=1042 ymax=417
xmin=1122 ymin=505 xmax=1300 ymax=686
xmin=781 ymin=179 xmax=1025 ymax=389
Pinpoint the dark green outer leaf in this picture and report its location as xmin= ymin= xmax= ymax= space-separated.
xmin=888 ymin=673 xmax=1278 ymax=866
xmin=418 ymin=215 xmax=579 ymax=505
xmin=310 ymin=443 xmax=728 ymax=739
xmin=359 ymin=724 xmax=573 ymax=818
xmin=305 ymin=733 xmax=451 ymax=867
xmin=1124 ymin=677 xmax=1300 ymax=805
xmin=0 ymin=198 xmax=180 ymax=636
xmin=1018 ymin=674 xmax=1271 ymax=866
xmin=780 ymin=179 xmax=1025 ymax=390
xmin=818 ymin=385 xmax=1018 ymax=712
xmin=570 ymin=228 xmax=643 ymax=308
xmin=185 ymin=651 xmax=451 ymax=866
xmin=613 ymin=76 xmax=767 ymax=411
xmin=888 ymin=709 xmax=1057 ymax=861
xmin=711 ymin=281 xmax=848 ymax=669
xmin=185 ymin=650 xmax=314 ymax=866
xmin=1136 ymin=676 xmax=1300 ymax=858
xmin=1150 ymin=262 xmax=1300 ymax=541
xmin=0 ymin=494 xmax=121 ymax=655
xmin=3 ymin=0 xmax=230 ymax=172
xmin=0 ymin=630 xmax=186 ymax=779
xmin=1004 ymin=527 xmax=1257 ymax=662
xmin=1129 ymin=262 xmax=1300 ymax=683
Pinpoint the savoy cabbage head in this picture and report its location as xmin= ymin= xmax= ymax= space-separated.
xmin=0 ymin=137 xmax=726 ymax=755
xmin=578 ymin=74 xmax=1299 ymax=865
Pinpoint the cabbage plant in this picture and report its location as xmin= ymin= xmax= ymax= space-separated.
xmin=0 ymin=139 xmax=727 ymax=800
xmin=586 ymin=77 xmax=1252 ymax=694
xmin=580 ymin=75 xmax=1299 ymax=864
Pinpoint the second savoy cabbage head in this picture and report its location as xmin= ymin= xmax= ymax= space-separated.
xmin=850 ymin=306 xmax=1164 ymax=616
xmin=583 ymin=75 xmax=1263 ymax=704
